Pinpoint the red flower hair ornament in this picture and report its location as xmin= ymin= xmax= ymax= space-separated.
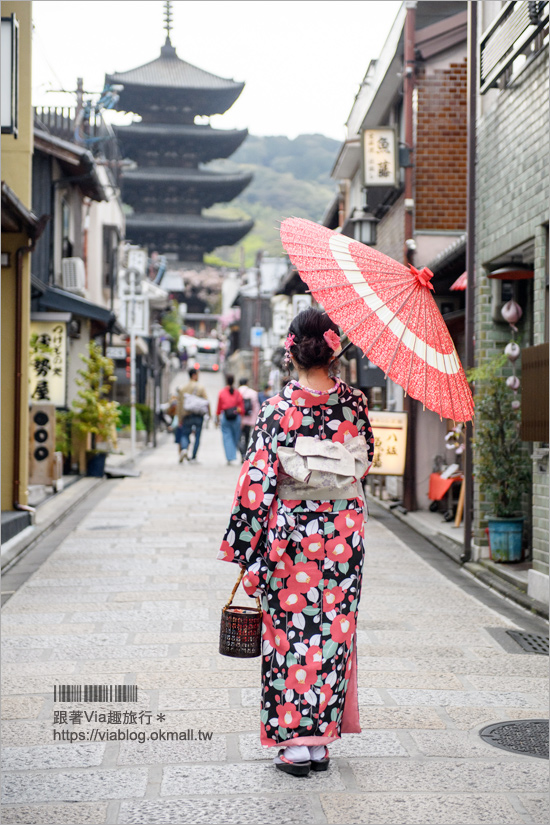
xmin=283 ymin=333 xmax=295 ymax=367
xmin=323 ymin=329 xmax=341 ymax=351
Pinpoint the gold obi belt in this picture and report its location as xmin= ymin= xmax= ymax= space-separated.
xmin=276 ymin=435 xmax=371 ymax=501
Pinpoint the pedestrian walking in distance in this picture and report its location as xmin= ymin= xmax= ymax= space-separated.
xmin=218 ymin=308 xmax=374 ymax=776
xmin=216 ymin=374 xmax=245 ymax=465
xmin=176 ymin=367 xmax=210 ymax=462
xmin=257 ymin=382 xmax=271 ymax=406
xmin=238 ymin=376 xmax=260 ymax=462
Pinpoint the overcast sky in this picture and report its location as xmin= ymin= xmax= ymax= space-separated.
xmin=32 ymin=0 xmax=401 ymax=141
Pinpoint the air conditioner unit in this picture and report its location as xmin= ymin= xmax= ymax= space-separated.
xmin=61 ymin=257 xmax=86 ymax=295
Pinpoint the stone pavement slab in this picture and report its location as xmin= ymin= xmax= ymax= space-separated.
xmin=1 ymin=400 xmax=548 ymax=825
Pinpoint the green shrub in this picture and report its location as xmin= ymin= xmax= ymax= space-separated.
xmin=136 ymin=403 xmax=153 ymax=434
xmin=72 ymin=342 xmax=120 ymax=451
xmin=55 ymin=410 xmax=73 ymax=456
xmin=468 ymin=354 xmax=531 ymax=518
xmin=117 ymin=404 xmax=145 ymax=431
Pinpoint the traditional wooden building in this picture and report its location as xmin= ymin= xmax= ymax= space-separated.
xmin=106 ymin=6 xmax=253 ymax=262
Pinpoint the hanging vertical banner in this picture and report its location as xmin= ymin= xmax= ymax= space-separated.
xmin=368 ymin=411 xmax=408 ymax=475
xmin=362 ymin=128 xmax=398 ymax=187
xmin=29 ymin=321 xmax=67 ymax=407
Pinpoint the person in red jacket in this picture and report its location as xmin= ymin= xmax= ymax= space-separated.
xmin=216 ymin=374 xmax=245 ymax=465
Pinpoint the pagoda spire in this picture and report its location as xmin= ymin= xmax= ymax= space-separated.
xmin=161 ymin=0 xmax=177 ymax=57
xmin=163 ymin=0 xmax=173 ymax=43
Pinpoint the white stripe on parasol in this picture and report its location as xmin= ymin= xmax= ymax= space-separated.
xmin=328 ymin=233 xmax=461 ymax=376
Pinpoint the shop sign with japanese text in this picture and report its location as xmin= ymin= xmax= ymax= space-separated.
xmin=29 ymin=321 xmax=67 ymax=406
xmin=362 ymin=128 xmax=397 ymax=187
xmin=368 ymin=411 xmax=408 ymax=475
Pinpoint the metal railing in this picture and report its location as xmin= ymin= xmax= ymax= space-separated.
xmin=34 ymin=106 xmax=123 ymax=186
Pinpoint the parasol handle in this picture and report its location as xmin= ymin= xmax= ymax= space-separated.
xmin=332 ymin=340 xmax=354 ymax=361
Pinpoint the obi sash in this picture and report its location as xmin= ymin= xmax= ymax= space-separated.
xmin=277 ymin=435 xmax=371 ymax=501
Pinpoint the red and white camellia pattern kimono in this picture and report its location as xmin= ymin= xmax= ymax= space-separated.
xmin=218 ymin=379 xmax=374 ymax=747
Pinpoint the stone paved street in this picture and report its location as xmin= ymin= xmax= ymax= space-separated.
xmin=1 ymin=376 xmax=549 ymax=824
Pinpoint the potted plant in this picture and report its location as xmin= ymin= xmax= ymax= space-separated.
xmin=468 ymin=354 xmax=531 ymax=562
xmin=72 ymin=342 xmax=121 ymax=477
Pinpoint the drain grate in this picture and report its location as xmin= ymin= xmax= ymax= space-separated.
xmin=506 ymin=630 xmax=549 ymax=655
xmin=480 ymin=719 xmax=549 ymax=759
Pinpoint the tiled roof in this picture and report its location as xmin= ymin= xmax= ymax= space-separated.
xmin=122 ymin=168 xmax=253 ymax=186
xmin=107 ymin=48 xmax=244 ymax=93
xmin=126 ymin=213 xmax=253 ymax=233
xmin=114 ymin=123 xmax=248 ymax=139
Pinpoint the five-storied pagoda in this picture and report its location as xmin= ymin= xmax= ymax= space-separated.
xmin=106 ymin=1 xmax=253 ymax=262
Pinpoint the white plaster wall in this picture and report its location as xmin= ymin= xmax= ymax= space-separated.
xmin=66 ymin=319 xmax=91 ymax=407
xmin=415 ymin=232 xmax=464 ymax=267
xmin=86 ymin=167 xmax=125 ymax=309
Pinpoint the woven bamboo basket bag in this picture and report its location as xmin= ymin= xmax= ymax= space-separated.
xmin=219 ymin=567 xmax=262 ymax=658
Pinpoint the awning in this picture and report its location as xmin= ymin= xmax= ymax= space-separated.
xmin=38 ymin=286 xmax=125 ymax=332
xmin=1 ymin=181 xmax=40 ymax=234
xmin=34 ymin=130 xmax=107 ymax=202
xmin=426 ymin=234 xmax=466 ymax=274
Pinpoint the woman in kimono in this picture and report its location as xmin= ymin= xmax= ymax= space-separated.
xmin=218 ymin=309 xmax=374 ymax=776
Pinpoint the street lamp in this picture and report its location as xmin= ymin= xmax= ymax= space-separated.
xmin=352 ymin=209 xmax=378 ymax=246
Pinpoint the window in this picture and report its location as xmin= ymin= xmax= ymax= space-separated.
xmin=480 ymin=1 xmax=549 ymax=93
xmin=61 ymin=198 xmax=72 ymax=259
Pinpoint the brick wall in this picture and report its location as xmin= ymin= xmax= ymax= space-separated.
xmin=415 ymin=60 xmax=468 ymax=231
xmin=474 ymin=49 xmax=549 ymax=576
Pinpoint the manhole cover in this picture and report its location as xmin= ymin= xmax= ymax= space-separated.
xmin=480 ymin=719 xmax=549 ymax=759
xmin=506 ymin=630 xmax=549 ymax=655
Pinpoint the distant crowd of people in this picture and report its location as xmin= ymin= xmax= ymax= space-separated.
xmin=169 ymin=367 xmax=271 ymax=465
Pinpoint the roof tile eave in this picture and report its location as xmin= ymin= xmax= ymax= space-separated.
xmin=125 ymin=214 xmax=254 ymax=232
xmin=106 ymin=52 xmax=244 ymax=92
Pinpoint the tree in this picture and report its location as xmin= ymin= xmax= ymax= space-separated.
xmin=468 ymin=354 xmax=531 ymax=517
xmin=72 ymin=342 xmax=120 ymax=451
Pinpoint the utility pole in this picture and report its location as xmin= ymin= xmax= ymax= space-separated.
xmin=128 ymin=268 xmax=139 ymax=457
xmin=120 ymin=247 xmax=148 ymax=458
xmin=402 ymin=0 xmax=417 ymax=512
xmin=76 ymin=77 xmax=84 ymax=118
xmin=462 ymin=1 xmax=477 ymax=563
xmin=252 ymin=251 xmax=263 ymax=390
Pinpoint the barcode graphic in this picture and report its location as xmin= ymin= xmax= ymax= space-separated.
xmin=54 ymin=685 xmax=138 ymax=702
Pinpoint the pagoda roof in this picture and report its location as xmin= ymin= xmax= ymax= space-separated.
xmin=114 ymin=123 xmax=248 ymax=160
xmin=126 ymin=213 xmax=253 ymax=234
xmin=106 ymin=43 xmax=244 ymax=116
xmin=125 ymin=212 xmax=253 ymax=251
xmin=122 ymin=167 xmax=252 ymax=187
xmin=114 ymin=123 xmax=248 ymax=140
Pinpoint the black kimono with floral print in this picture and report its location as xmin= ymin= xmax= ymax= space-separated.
xmin=218 ymin=379 xmax=374 ymax=747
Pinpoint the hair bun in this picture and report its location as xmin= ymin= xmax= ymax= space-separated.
xmin=287 ymin=308 xmax=340 ymax=370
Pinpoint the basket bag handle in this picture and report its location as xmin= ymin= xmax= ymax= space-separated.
xmin=223 ymin=567 xmax=261 ymax=612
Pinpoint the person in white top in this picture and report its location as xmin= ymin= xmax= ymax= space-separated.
xmin=238 ymin=377 xmax=260 ymax=461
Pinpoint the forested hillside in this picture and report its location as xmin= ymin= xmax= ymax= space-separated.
xmin=205 ymin=133 xmax=340 ymax=267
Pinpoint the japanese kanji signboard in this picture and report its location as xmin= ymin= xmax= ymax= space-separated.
xmin=368 ymin=411 xmax=408 ymax=475
xmin=362 ymin=128 xmax=398 ymax=187
xmin=29 ymin=321 xmax=67 ymax=407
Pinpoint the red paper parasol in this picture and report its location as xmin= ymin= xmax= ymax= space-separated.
xmin=450 ymin=271 xmax=468 ymax=291
xmin=280 ymin=217 xmax=473 ymax=422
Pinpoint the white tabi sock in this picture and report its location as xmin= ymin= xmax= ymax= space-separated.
xmin=309 ymin=745 xmax=328 ymax=761
xmin=281 ymin=744 xmax=310 ymax=763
